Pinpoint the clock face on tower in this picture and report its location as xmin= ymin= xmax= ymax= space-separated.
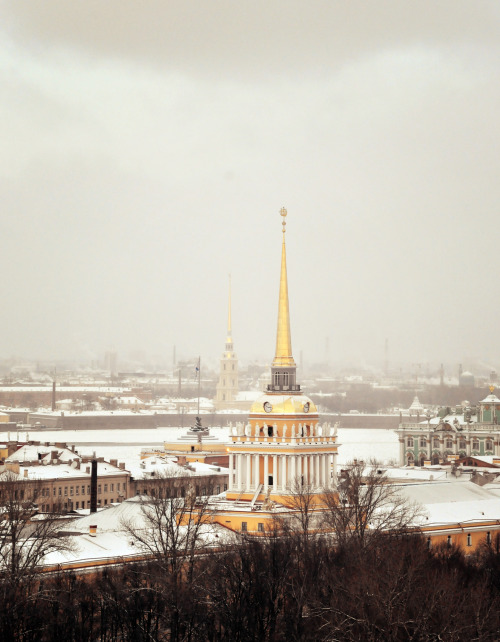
xmin=303 ymin=402 xmax=310 ymax=413
xmin=264 ymin=402 xmax=273 ymax=413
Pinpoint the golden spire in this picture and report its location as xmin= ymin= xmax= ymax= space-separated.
xmin=273 ymin=207 xmax=295 ymax=367
xmin=226 ymin=274 xmax=232 ymax=343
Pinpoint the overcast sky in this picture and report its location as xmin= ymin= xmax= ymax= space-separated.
xmin=1 ymin=1 xmax=499 ymax=372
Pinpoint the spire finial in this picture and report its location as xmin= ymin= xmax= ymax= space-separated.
xmin=280 ymin=206 xmax=287 ymax=235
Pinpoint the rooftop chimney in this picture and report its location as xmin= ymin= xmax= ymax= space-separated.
xmin=90 ymin=459 xmax=98 ymax=513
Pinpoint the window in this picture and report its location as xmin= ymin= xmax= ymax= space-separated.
xmin=486 ymin=440 xmax=493 ymax=451
xmin=258 ymin=523 xmax=264 ymax=532
xmin=433 ymin=438 xmax=440 ymax=449
xmin=53 ymin=488 xmax=56 ymax=496
xmin=117 ymin=483 xmax=120 ymax=491
xmin=70 ymin=487 xmax=74 ymax=496
xmin=76 ymin=501 xmax=79 ymax=509
xmin=224 ymin=484 xmax=227 ymax=491
xmin=487 ymin=531 xmax=492 ymax=544
xmin=76 ymin=486 xmax=79 ymax=495
xmin=407 ymin=437 xmax=414 ymax=448
xmin=241 ymin=522 xmax=247 ymax=532
xmin=420 ymin=437 xmax=426 ymax=448
xmin=82 ymin=485 xmax=85 ymax=495
xmin=98 ymin=485 xmax=101 ymax=494
xmin=104 ymin=484 xmax=108 ymax=493
xmin=459 ymin=440 xmax=466 ymax=450
xmin=446 ymin=439 xmax=453 ymax=449
xmin=58 ymin=488 xmax=62 ymax=496
xmin=467 ymin=533 xmax=472 ymax=547
xmin=110 ymin=484 xmax=114 ymax=492
xmin=473 ymin=440 xmax=480 ymax=451
xmin=64 ymin=487 xmax=68 ymax=496
xmin=447 ymin=535 xmax=452 ymax=547
xmin=87 ymin=486 xmax=90 ymax=494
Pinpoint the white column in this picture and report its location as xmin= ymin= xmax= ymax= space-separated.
xmin=315 ymin=454 xmax=320 ymax=487
xmin=237 ymin=454 xmax=243 ymax=490
xmin=264 ymin=455 xmax=269 ymax=492
xmin=229 ymin=453 xmax=234 ymax=491
xmin=291 ymin=455 xmax=296 ymax=485
xmin=331 ymin=452 xmax=337 ymax=485
xmin=254 ymin=454 xmax=259 ymax=489
xmin=273 ymin=454 xmax=278 ymax=490
xmin=246 ymin=454 xmax=251 ymax=491
xmin=324 ymin=455 xmax=330 ymax=488
xmin=281 ymin=457 xmax=287 ymax=491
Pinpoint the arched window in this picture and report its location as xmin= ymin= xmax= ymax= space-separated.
xmin=407 ymin=437 xmax=414 ymax=448
xmin=407 ymin=452 xmax=414 ymax=465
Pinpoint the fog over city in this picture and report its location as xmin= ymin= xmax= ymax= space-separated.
xmin=1 ymin=2 xmax=499 ymax=370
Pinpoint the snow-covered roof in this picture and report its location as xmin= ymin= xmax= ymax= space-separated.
xmin=129 ymin=455 xmax=228 ymax=479
xmin=480 ymin=393 xmax=500 ymax=404
xmin=7 ymin=444 xmax=81 ymax=463
xmin=0 ymin=460 xmax=128 ymax=481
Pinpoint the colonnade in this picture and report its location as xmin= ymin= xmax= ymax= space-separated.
xmin=228 ymin=452 xmax=334 ymax=493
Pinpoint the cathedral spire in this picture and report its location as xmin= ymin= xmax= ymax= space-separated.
xmin=273 ymin=207 xmax=295 ymax=368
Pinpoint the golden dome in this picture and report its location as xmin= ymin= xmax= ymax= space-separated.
xmin=250 ymin=393 xmax=317 ymax=416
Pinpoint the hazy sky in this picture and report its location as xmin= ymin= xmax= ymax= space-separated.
xmin=1 ymin=1 xmax=499 ymax=370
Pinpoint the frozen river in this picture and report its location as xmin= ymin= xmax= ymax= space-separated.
xmin=0 ymin=426 xmax=400 ymax=469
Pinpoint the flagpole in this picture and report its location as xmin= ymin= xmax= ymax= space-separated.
xmin=197 ymin=356 xmax=201 ymax=417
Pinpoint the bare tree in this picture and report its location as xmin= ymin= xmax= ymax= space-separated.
xmin=0 ymin=470 xmax=73 ymax=641
xmin=121 ymin=470 xmax=220 ymax=640
xmin=321 ymin=460 xmax=423 ymax=549
xmin=0 ymin=470 xmax=72 ymax=588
